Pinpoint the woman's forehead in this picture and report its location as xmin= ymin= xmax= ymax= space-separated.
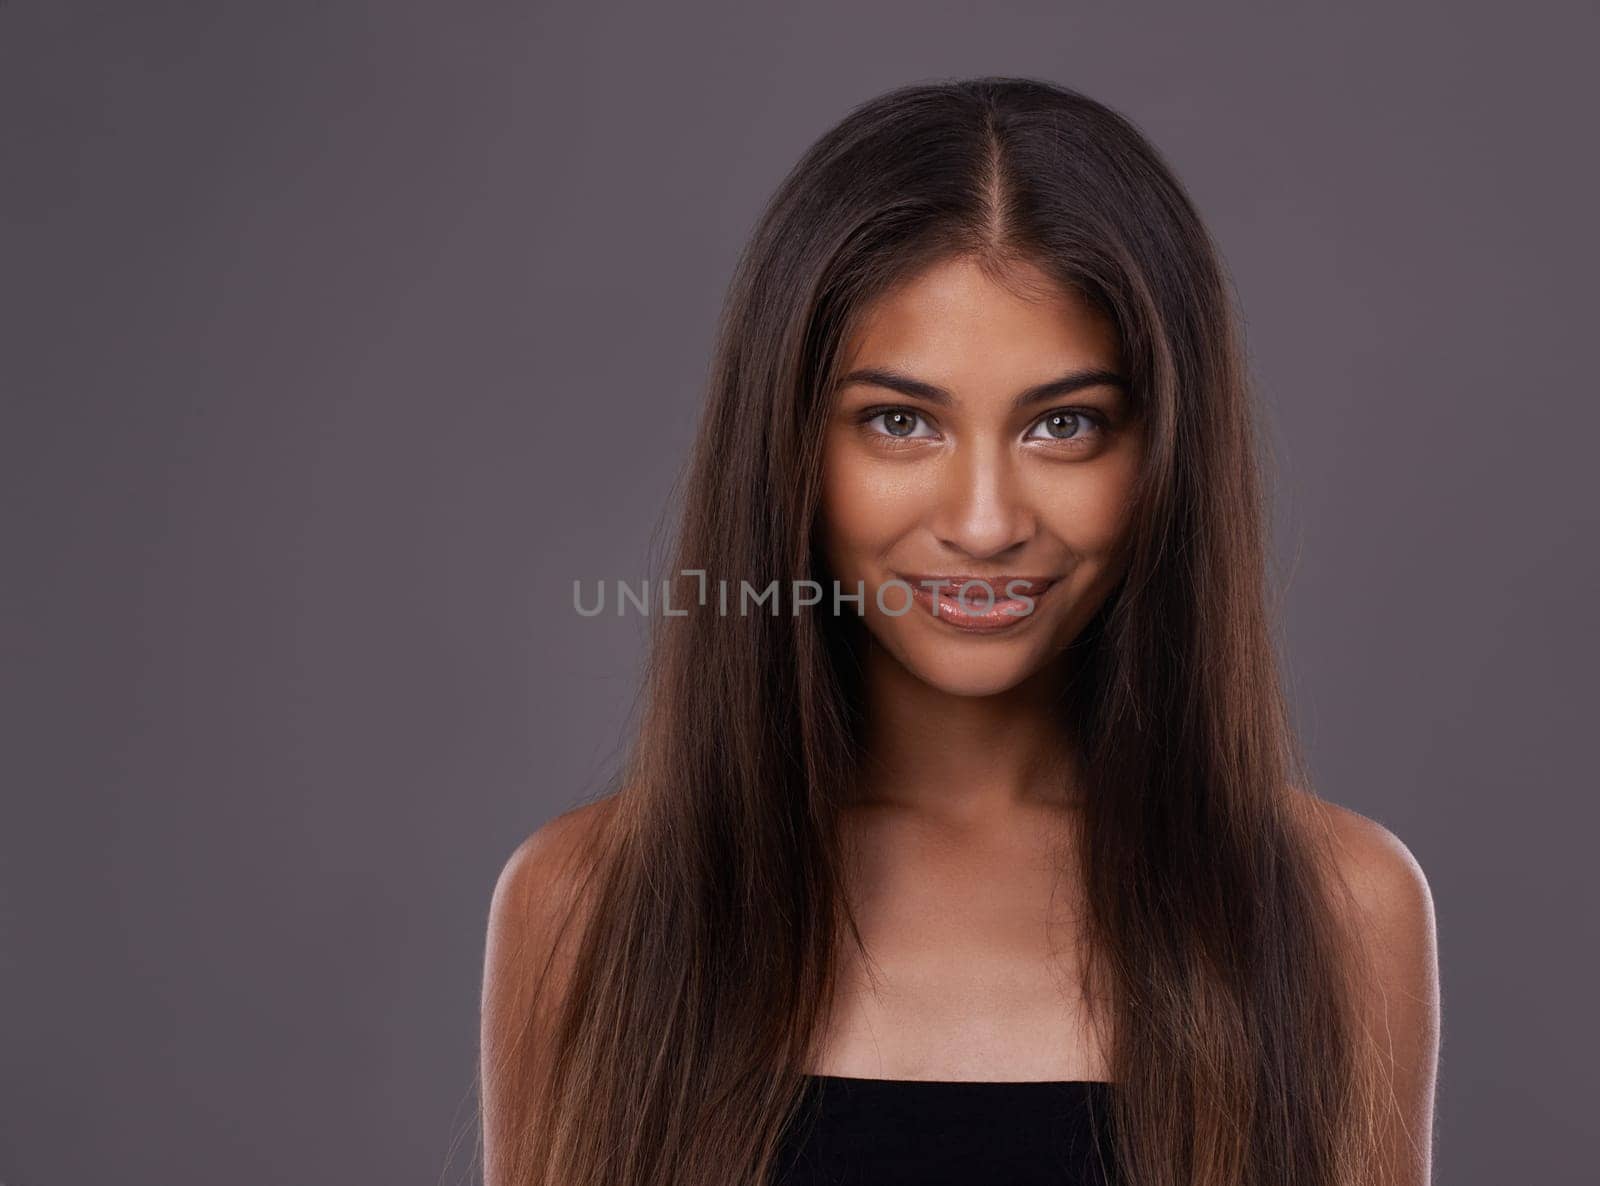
xmin=837 ymin=255 xmax=1122 ymax=385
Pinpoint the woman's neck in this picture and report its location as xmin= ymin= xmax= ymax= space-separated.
xmin=852 ymin=640 xmax=1084 ymax=827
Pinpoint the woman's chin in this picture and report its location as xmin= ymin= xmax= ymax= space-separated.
xmin=898 ymin=647 xmax=1047 ymax=698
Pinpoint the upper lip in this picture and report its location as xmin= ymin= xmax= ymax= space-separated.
xmin=894 ymin=574 xmax=1057 ymax=595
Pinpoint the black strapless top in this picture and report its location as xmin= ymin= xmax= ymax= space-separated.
xmin=771 ymin=1074 xmax=1118 ymax=1185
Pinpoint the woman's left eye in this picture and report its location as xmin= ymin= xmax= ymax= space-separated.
xmin=865 ymin=408 xmax=938 ymax=439
xmin=1025 ymin=409 xmax=1102 ymax=444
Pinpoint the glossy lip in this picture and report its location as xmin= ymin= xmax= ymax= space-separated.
xmin=896 ymin=574 xmax=1057 ymax=596
xmin=891 ymin=573 xmax=1059 ymax=633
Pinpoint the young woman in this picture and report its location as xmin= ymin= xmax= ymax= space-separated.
xmin=480 ymin=77 xmax=1440 ymax=1186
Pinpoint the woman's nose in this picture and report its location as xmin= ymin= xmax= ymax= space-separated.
xmin=928 ymin=442 xmax=1036 ymax=560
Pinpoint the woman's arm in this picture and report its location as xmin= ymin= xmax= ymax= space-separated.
xmin=480 ymin=800 xmax=613 ymax=1186
xmin=1328 ymin=805 xmax=1443 ymax=1186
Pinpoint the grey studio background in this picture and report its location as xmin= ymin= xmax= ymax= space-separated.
xmin=3 ymin=2 xmax=1596 ymax=1184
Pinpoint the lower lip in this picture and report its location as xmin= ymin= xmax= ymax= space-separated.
xmin=902 ymin=580 xmax=1055 ymax=633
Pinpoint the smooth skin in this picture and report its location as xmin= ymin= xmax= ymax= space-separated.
xmin=482 ymin=254 xmax=1440 ymax=1185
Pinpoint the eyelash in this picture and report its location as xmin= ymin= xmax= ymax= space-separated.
xmin=857 ymin=404 xmax=1109 ymax=450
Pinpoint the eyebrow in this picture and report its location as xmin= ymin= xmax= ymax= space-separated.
xmin=834 ymin=365 xmax=1129 ymax=410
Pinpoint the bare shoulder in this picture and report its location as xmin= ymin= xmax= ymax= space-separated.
xmin=489 ymin=796 xmax=620 ymax=921
xmin=481 ymin=794 xmax=623 ymax=1029
xmin=1290 ymin=787 xmax=1441 ymax=1183
xmin=1293 ymin=789 xmax=1436 ymax=940
xmin=480 ymin=796 xmax=623 ymax=1183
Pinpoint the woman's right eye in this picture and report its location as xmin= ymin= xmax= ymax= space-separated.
xmin=863 ymin=408 xmax=937 ymax=440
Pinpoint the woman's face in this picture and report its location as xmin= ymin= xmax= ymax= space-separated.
xmin=817 ymin=252 xmax=1144 ymax=698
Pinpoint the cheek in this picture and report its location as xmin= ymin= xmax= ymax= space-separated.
xmin=817 ymin=436 xmax=929 ymax=573
xmin=1038 ymin=451 xmax=1141 ymax=559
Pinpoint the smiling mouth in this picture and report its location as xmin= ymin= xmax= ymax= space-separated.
xmin=891 ymin=574 xmax=1058 ymax=632
xmin=897 ymin=574 xmax=1057 ymax=596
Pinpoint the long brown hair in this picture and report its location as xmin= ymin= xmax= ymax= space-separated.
xmin=482 ymin=76 xmax=1388 ymax=1186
